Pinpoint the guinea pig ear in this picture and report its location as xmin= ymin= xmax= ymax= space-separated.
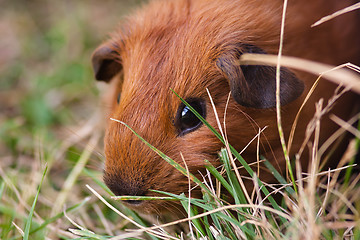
xmin=216 ymin=44 xmax=304 ymax=108
xmin=91 ymin=42 xmax=122 ymax=82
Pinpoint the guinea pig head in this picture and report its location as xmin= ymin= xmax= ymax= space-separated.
xmin=90 ymin=0 xmax=308 ymax=214
xmin=92 ymin=34 xmax=304 ymax=215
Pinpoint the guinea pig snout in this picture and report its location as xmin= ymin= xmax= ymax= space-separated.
xmin=104 ymin=173 xmax=148 ymax=205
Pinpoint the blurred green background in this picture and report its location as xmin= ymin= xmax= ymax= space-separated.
xmin=0 ymin=0 xmax=146 ymax=156
xmin=0 ymin=1 xmax=146 ymax=238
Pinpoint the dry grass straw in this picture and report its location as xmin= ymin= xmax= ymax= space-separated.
xmin=239 ymin=55 xmax=360 ymax=94
xmin=312 ymin=2 xmax=360 ymax=27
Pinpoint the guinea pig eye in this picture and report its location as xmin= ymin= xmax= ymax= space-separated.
xmin=175 ymin=99 xmax=206 ymax=136
xmin=116 ymin=93 xmax=121 ymax=104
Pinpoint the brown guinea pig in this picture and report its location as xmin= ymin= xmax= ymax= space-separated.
xmin=92 ymin=0 xmax=360 ymax=215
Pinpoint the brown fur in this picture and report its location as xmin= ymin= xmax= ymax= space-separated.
xmin=92 ymin=0 xmax=360 ymax=216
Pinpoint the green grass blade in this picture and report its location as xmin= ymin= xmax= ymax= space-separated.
xmin=220 ymin=149 xmax=247 ymax=205
xmin=112 ymin=195 xmax=177 ymax=201
xmin=204 ymin=160 xmax=233 ymax=196
xmin=23 ymin=164 xmax=48 ymax=240
xmin=263 ymin=159 xmax=295 ymax=195
xmin=202 ymin=216 xmax=216 ymax=240
xmin=180 ymin=199 xmax=206 ymax=237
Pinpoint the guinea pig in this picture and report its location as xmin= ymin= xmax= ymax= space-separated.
xmin=92 ymin=0 xmax=360 ymax=215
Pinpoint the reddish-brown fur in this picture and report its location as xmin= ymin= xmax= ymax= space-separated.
xmin=92 ymin=0 xmax=360 ymax=215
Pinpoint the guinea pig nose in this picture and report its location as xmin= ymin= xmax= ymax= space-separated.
xmin=112 ymin=185 xmax=146 ymax=205
xmin=104 ymin=176 xmax=147 ymax=205
xmin=121 ymin=186 xmax=146 ymax=205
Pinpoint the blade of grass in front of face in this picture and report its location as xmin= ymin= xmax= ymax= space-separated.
xmin=263 ymin=159 xmax=295 ymax=196
xmin=200 ymin=191 xmax=233 ymax=239
xmin=107 ymin=120 xmax=224 ymax=238
xmin=196 ymin=203 xmax=255 ymax=237
xmin=205 ymin=162 xmax=249 ymax=231
xmin=220 ymin=149 xmax=247 ymax=205
xmin=112 ymin=196 xmax=177 ymax=201
xmin=180 ymin=198 xmax=242 ymax=240
xmin=209 ymin=208 xmax=241 ymax=240
xmin=204 ymin=160 xmax=234 ymax=196
xmin=220 ymin=148 xmax=255 ymax=236
xmin=207 ymin=215 xmax=222 ymax=239
xmin=180 ymin=199 xmax=206 ymax=237
xmin=204 ymin=162 xmax=257 ymax=237
xmin=228 ymin=145 xmax=287 ymax=224
xmin=202 ymin=216 xmax=216 ymax=240
xmin=23 ymin=164 xmax=48 ymax=240
xmin=173 ymin=90 xmax=286 ymax=224
xmin=150 ymin=190 xmax=214 ymax=211
xmin=221 ymin=148 xmax=283 ymax=235
xmin=220 ymin=149 xmax=259 ymax=236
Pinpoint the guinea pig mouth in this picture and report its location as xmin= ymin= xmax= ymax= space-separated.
xmin=103 ymin=173 xmax=149 ymax=205
xmin=123 ymin=199 xmax=143 ymax=205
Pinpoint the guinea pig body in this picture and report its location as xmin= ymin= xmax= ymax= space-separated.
xmin=92 ymin=0 xmax=360 ymax=215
